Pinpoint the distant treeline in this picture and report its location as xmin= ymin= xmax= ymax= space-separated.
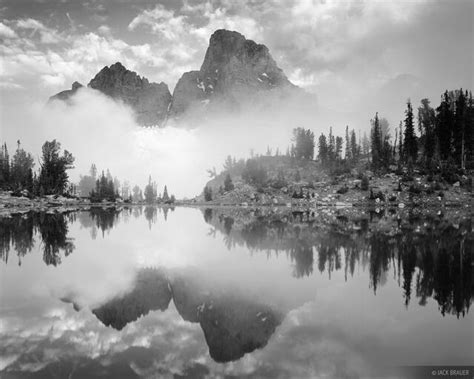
xmin=0 ymin=140 xmax=175 ymax=203
xmin=309 ymin=88 xmax=473 ymax=173
xmin=292 ymin=88 xmax=473 ymax=172
xmin=0 ymin=140 xmax=74 ymax=196
xmin=78 ymin=166 xmax=175 ymax=204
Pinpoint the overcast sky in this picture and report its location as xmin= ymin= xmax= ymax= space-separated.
xmin=1 ymin=0 xmax=472 ymax=116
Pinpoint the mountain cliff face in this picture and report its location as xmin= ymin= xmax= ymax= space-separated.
xmin=49 ymin=29 xmax=301 ymax=125
xmin=169 ymin=29 xmax=296 ymax=118
xmin=49 ymin=63 xmax=172 ymax=126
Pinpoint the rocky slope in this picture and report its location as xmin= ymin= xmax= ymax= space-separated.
xmin=198 ymin=155 xmax=474 ymax=208
xmin=50 ymin=29 xmax=301 ymax=125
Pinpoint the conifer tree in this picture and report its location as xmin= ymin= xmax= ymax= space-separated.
xmin=38 ymin=140 xmax=75 ymax=195
xmin=403 ymin=100 xmax=418 ymax=165
xmin=454 ymin=89 xmax=467 ymax=168
xmin=436 ymin=91 xmax=454 ymax=161
xmin=11 ymin=140 xmax=34 ymax=191
xmin=417 ymin=98 xmax=436 ymax=167
xmin=318 ymin=133 xmax=328 ymax=164
xmin=162 ymin=185 xmax=169 ymax=202
xmin=345 ymin=125 xmax=351 ymax=161
xmin=0 ymin=143 xmax=11 ymax=188
xmin=335 ymin=136 xmax=343 ymax=161
xmin=350 ymin=129 xmax=359 ymax=163
xmin=398 ymin=121 xmax=404 ymax=164
xmin=371 ymin=112 xmax=382 ymax=169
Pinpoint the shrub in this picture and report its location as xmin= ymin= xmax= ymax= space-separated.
xmin=203 ymin=185 xmax=212 ymax=201
xmin=361 ymin=176 xmax=369 ymax=191
xmin=369 ymin=189 xmax=385 ymax=201
xmin=242 ymin=159 xmax=267 ymax=187
xmin=337 ymin=186 xmax=348 ymax=194
xmin=223 ymin=174 xmax=234 ymax=191
xmin=408 ymin=184 xmax=422 ymax=194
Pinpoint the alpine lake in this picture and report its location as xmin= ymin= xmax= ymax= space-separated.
xmin=0 ymin=205 xmax=473 ymax=378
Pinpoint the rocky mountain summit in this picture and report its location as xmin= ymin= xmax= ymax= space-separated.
xmin=49 ymin=29 xmax=300 ymax=125
xmin=49 ymin=63 xmax=172 ymax=126
xmin=169 ymin=29 xmax=297 ymax=117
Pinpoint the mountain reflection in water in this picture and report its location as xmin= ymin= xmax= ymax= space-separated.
xmin=71 ymin=268 xmax=282 ymax=363
xmin=0 ymin=206 xmax=473 ymax=378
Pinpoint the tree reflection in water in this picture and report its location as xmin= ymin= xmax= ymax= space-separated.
xmin=204 ymin=208 xmax=473 ymax=318
xmin=0 ymin=207 xmax=472 ymax=318
xmin=0 ymin=211 xmax=74 ymax=266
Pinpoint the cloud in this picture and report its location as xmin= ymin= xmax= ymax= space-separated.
xmin=15 ymin=18 xmax=63 ymax=44
xmin=0 ymin=21 xmax=17 ymax=38
xmin=40 ymin=73 xmax=66 ymax=87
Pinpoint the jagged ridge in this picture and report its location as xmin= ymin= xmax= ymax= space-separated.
xmin=49 ymin=29 xmax=300 ymax=125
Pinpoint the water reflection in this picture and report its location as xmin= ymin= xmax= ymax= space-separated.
xmin=76 ymin=268 xmax=282 ymax=363
xmin=0 ymin=211 xmax=75 ymax=266
xmin=203 ymin=208 xmax=473 ymax=318
xmin=0 ymin=206 xmax=473 ymax=377
xmin=1 ymin=207 xmax=472 ymax=319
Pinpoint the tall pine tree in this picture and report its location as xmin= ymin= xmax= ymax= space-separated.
xmin=403 ymin=100 xmax=418 ymax=166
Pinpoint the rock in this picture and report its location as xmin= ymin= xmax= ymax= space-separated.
xmin=168 ymin=71 xmax=207 ymax=117
xmin=398 ymin=203 xmax=405 ymax=208
xmin=453 ymin=181 xmax=460 ymax=187
xmin=335 ymin=202 xmax=351 ymax=208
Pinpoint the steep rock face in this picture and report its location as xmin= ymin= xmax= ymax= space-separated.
xmin=167 ymin=71 xmax=207 ymax=116
xmin=50 ymin=63 xmax=172 ymax=126
xmin=49 ymin=81 xmax=83 ymax=103
xmin=88 ymin=62 xmax=172 ymax=125
xmin=169 ymin=29 xmax=296 ymax=117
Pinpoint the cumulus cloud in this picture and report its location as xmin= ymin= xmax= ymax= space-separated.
xmin=0 ymin=21 xmax=17 ymax=38
xmin=15 ymin=18 xmax=63 ymax=44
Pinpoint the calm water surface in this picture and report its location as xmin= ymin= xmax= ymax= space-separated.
xmin=0 ymin=206 xmax=473 ymax=378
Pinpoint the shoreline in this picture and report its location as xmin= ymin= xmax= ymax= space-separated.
xmin=1 ymin=193 xmax=472 ymax=216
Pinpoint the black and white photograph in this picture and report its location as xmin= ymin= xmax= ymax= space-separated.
xmin=0 ymin=0 xmax=473 ymax=378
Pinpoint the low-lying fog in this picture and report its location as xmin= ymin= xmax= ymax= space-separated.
xmin=1 ymin=87 xmax=355 ymax=198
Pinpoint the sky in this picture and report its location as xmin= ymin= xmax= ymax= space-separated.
xmin=0 ymin=0 xmax=473 ymax=197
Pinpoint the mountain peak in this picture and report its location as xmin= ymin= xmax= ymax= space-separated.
xmin=49 ymin=29 xmax=303 ymax=125
xmin=87 ymin=63 xmax=171 ymax=125
xmin=110 ymin=61 xmax=126 ymax=71
xmin=169 ymin=29 xmax=296 ymax=118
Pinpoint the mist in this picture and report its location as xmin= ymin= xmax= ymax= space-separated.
xmin=1 ymin=87 xmax=348 ymax=198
